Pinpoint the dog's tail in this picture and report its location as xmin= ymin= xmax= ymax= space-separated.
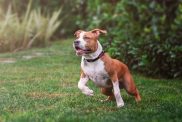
xmin=123 ymin=72 xmax=141 ymax=102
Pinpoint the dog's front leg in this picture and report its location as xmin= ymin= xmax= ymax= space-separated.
xmin=78 ymin=76 xmax=94 ymax=96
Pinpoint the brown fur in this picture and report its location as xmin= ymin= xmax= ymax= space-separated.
xmin=80 ymin=69 xmax=86 ymax=78
xmin=101 ymin=53 xmax=141 ymax=102
xmin=75 ymin=29 xmax=141 ymax=103
xmin=75 ymin=29 xmax=107 ymax=53
xmin=101 ymin=87 xmax=115 ymax=101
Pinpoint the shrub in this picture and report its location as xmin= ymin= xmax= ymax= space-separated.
xmin=0 ymin=0 xmax=84 ymax=37
xmin=0 ymin=1 xmax=61 ymax=52
xmin=77 ymin=0 xmax=182 ymax=78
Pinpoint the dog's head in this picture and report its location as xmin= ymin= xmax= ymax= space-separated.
xmin=73 ymin=29 xmax=107 ymax=56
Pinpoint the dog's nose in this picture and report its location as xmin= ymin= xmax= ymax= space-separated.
xmin=74 ymin=40 xmax=80 ymax=45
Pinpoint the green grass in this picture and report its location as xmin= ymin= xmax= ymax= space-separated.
xmin=0 ymin=39 xmax=182 ymax=122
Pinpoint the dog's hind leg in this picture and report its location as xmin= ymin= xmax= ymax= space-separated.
xmin=100 ymin=87 xmax=115 ymax=102
xmin=123 ymin=72 xmax=141 ymax=102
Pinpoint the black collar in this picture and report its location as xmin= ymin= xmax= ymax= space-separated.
xmin=84 ymin=51 xmax=105 ymax=62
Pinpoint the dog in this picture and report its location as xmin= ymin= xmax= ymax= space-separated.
xmin=73 ymin=28 xmax=141 ymax=108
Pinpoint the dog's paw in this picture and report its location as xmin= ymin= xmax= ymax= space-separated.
xmin=117 ymin=102 xmax=124 ymax=108
xmin=100 ymin=98 xmax=111 ymax=103
xmin=83 ymin=89 xmax=94 ymax=96
xmin=101 ymin=96 xmax=115 ymax=103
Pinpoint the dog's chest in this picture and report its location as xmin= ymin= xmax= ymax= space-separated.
xmin=81 ymin=59 xmax=111 ymax=88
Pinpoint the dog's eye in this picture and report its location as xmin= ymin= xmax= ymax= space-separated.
xmin=84 ymin=37 xmax=90 ymax=40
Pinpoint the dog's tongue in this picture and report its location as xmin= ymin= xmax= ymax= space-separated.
xmin=76 ymin=49 xmax=84 ymax=56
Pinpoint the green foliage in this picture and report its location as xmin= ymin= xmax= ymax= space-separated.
xmin=77 ymin=0 xmax=182 ymax=78
xmin=0 ymin=1 xmax=62 ymax=52
xmin=0 ymin=0 xmax=86 ymax=37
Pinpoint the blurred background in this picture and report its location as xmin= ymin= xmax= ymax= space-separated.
xmin=0 ymin=0 xmax=181 ymax=78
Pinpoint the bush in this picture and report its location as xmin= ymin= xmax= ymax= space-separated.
xmin=0 ymin=1 xmax=61 ymax=52
xmin=77 ymin=0 xmax=182 ymax=78
xmin=0 ymin=0 xmax=85 ymax=37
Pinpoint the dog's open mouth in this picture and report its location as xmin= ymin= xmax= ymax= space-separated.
xmin=75 ymin=46 xmax=92 ymax=55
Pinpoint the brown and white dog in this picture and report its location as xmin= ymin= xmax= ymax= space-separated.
xmin=73 ymin=29 xmax=141 ymax=108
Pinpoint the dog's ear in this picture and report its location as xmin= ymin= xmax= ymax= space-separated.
xmin=91 ymin=29 xmax=107 ymax=38
xmin=74 ymin=30 xmax=83 ymax=37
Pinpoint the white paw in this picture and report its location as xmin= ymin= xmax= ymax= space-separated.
xmin=117 ymin=102 xmax=124 ymax=108
xmin=83 ymin=89 xmax=94 ymax=96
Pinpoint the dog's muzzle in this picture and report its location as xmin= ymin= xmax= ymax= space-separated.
xmin=73 ymin=40 xmax=92 ymax=56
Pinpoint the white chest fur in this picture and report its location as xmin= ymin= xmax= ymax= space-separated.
xmin=81 ymin=58 xmax=111 ymax=88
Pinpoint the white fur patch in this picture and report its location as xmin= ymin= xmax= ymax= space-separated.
xmin=81 ymin=58 xmax=111 ymax=88
xmin=78 ymin=77 xmax=94 ymax=96
xmin=112 ymin=81 xmax=124 ymax=107
xmin=80 ymin=41 xmax=111 ymax=88
xmin=77 ymin=32 xmax=86 ymax=49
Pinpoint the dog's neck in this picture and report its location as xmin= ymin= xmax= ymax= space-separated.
xmin=83 ymin=41 xmax=103 ymax=60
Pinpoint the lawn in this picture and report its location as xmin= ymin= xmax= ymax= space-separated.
xmin=0 ymin=39 xmax=182 ymax=122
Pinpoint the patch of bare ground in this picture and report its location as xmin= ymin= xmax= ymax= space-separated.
xmin=25 ymin=92 xmax=68 ymax=99
xmin=22 ymin=52 xmax=43 ymax=60
xmin=0 ymin=58 xmax=16 ymax=63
